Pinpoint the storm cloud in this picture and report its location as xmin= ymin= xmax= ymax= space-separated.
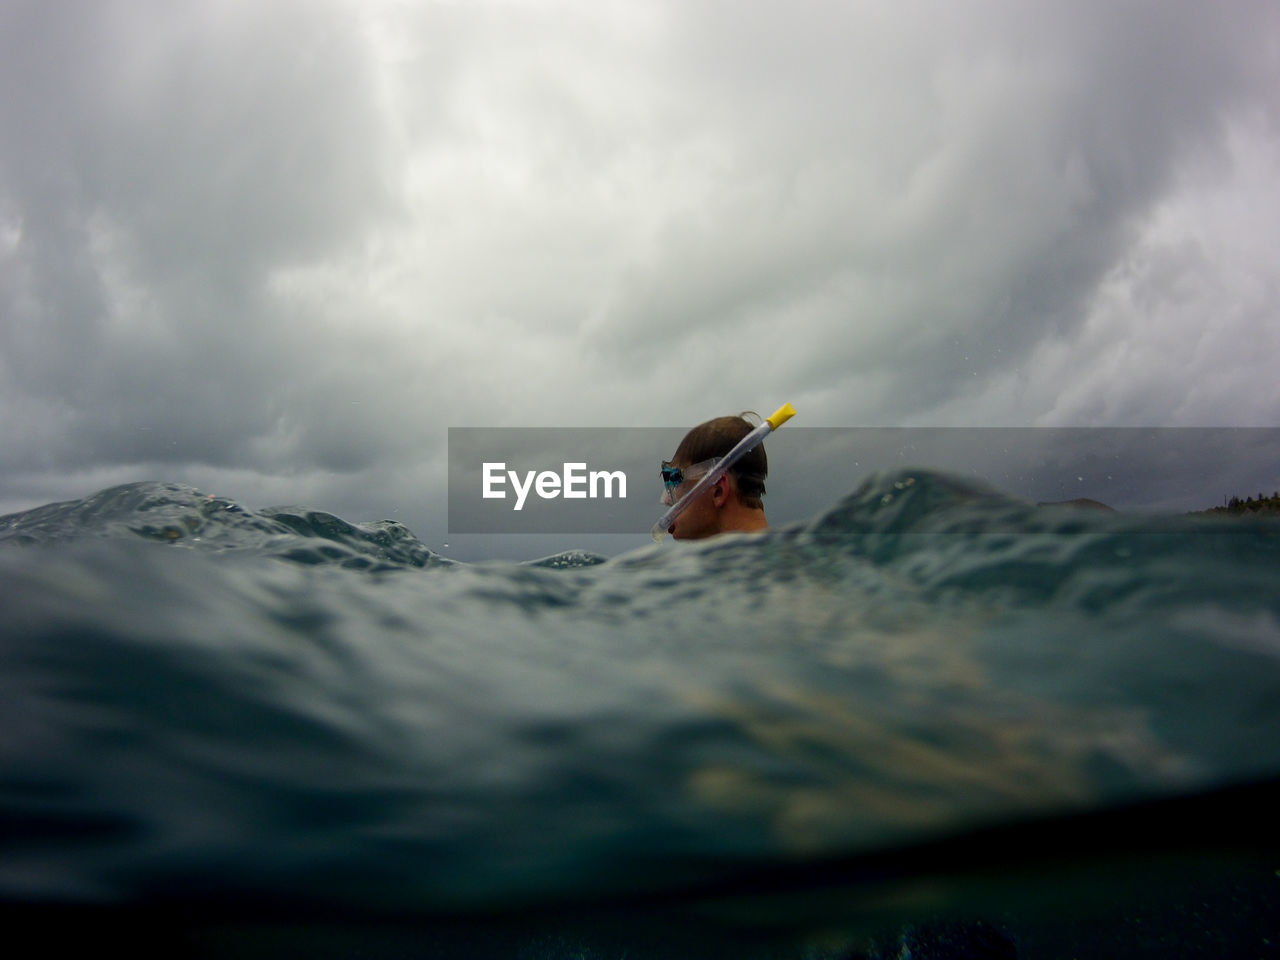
xmin=2 ymin=0 xmax=1277 ymax=556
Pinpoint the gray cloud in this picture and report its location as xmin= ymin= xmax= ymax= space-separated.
xmin=2 ymin=0 xmax=1278 ymax=554
xmin=596 ymin=1 xmax=1279 ymax=416
xmin=1 ymin=0 xmax=391 ymax=470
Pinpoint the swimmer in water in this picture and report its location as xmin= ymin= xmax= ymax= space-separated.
xmin=659 ymin=414 xmax=771 ymax=540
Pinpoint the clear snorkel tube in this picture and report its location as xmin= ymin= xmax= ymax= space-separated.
xmin=651 ymin=403 xmax=796 ymax=541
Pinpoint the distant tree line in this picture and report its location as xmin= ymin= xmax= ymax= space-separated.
xmin=1204 ymin=490 xmax=1280 ymax=515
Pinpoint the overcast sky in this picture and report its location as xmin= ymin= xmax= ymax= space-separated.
xmin=2 ymin=0 xmax=1278 ymax=557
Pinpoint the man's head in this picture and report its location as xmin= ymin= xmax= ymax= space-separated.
xmin=661 ymin=414 xmax=770 ymax=540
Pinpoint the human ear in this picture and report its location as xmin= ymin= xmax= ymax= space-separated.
xmin=711 ymin=474 xmax=729 ymax=507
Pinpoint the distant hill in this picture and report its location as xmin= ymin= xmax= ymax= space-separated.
xmin=1037 ymin=497 xmax=1115 ymax=511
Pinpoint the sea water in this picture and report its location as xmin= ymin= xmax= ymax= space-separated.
xmin=1 ymin=473 xmax=1278 ymax=958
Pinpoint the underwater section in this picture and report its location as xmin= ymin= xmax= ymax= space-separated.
xmin=2 ymin=476 xmax=1278 ymax=957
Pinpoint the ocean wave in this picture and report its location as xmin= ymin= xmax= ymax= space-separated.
xmin=2 ymin=474 xmax=1278 ymax=955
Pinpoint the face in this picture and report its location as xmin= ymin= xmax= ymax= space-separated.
xmin=665 ymin=465 xmax=725 ymax=541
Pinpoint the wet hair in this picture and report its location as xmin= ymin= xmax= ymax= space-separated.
xmin=672 ymin=413 xmax=767 ymax=509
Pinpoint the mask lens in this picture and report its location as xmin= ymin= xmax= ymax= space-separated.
xmin=659 ymin=462 xmax=682 ymax=506
xmin=657 ymin=457 xmax=720 ymax=507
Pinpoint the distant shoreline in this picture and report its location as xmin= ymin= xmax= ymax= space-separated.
xmin=1200 ymin=492 xmax=1280 ymax=516
xmin=1041 ymin=493 xmax=1280 ymax=516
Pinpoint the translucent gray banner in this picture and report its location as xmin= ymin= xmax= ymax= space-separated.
xmin=449 ymin=427 xmax=1280 ymax=534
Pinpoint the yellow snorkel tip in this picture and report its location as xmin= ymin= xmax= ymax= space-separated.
xmin=765 ymin=402 xmax=796 ymax=431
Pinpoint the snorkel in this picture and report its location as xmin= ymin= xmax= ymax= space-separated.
xmin=651 ymin=403 xmax=796 ymax=541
